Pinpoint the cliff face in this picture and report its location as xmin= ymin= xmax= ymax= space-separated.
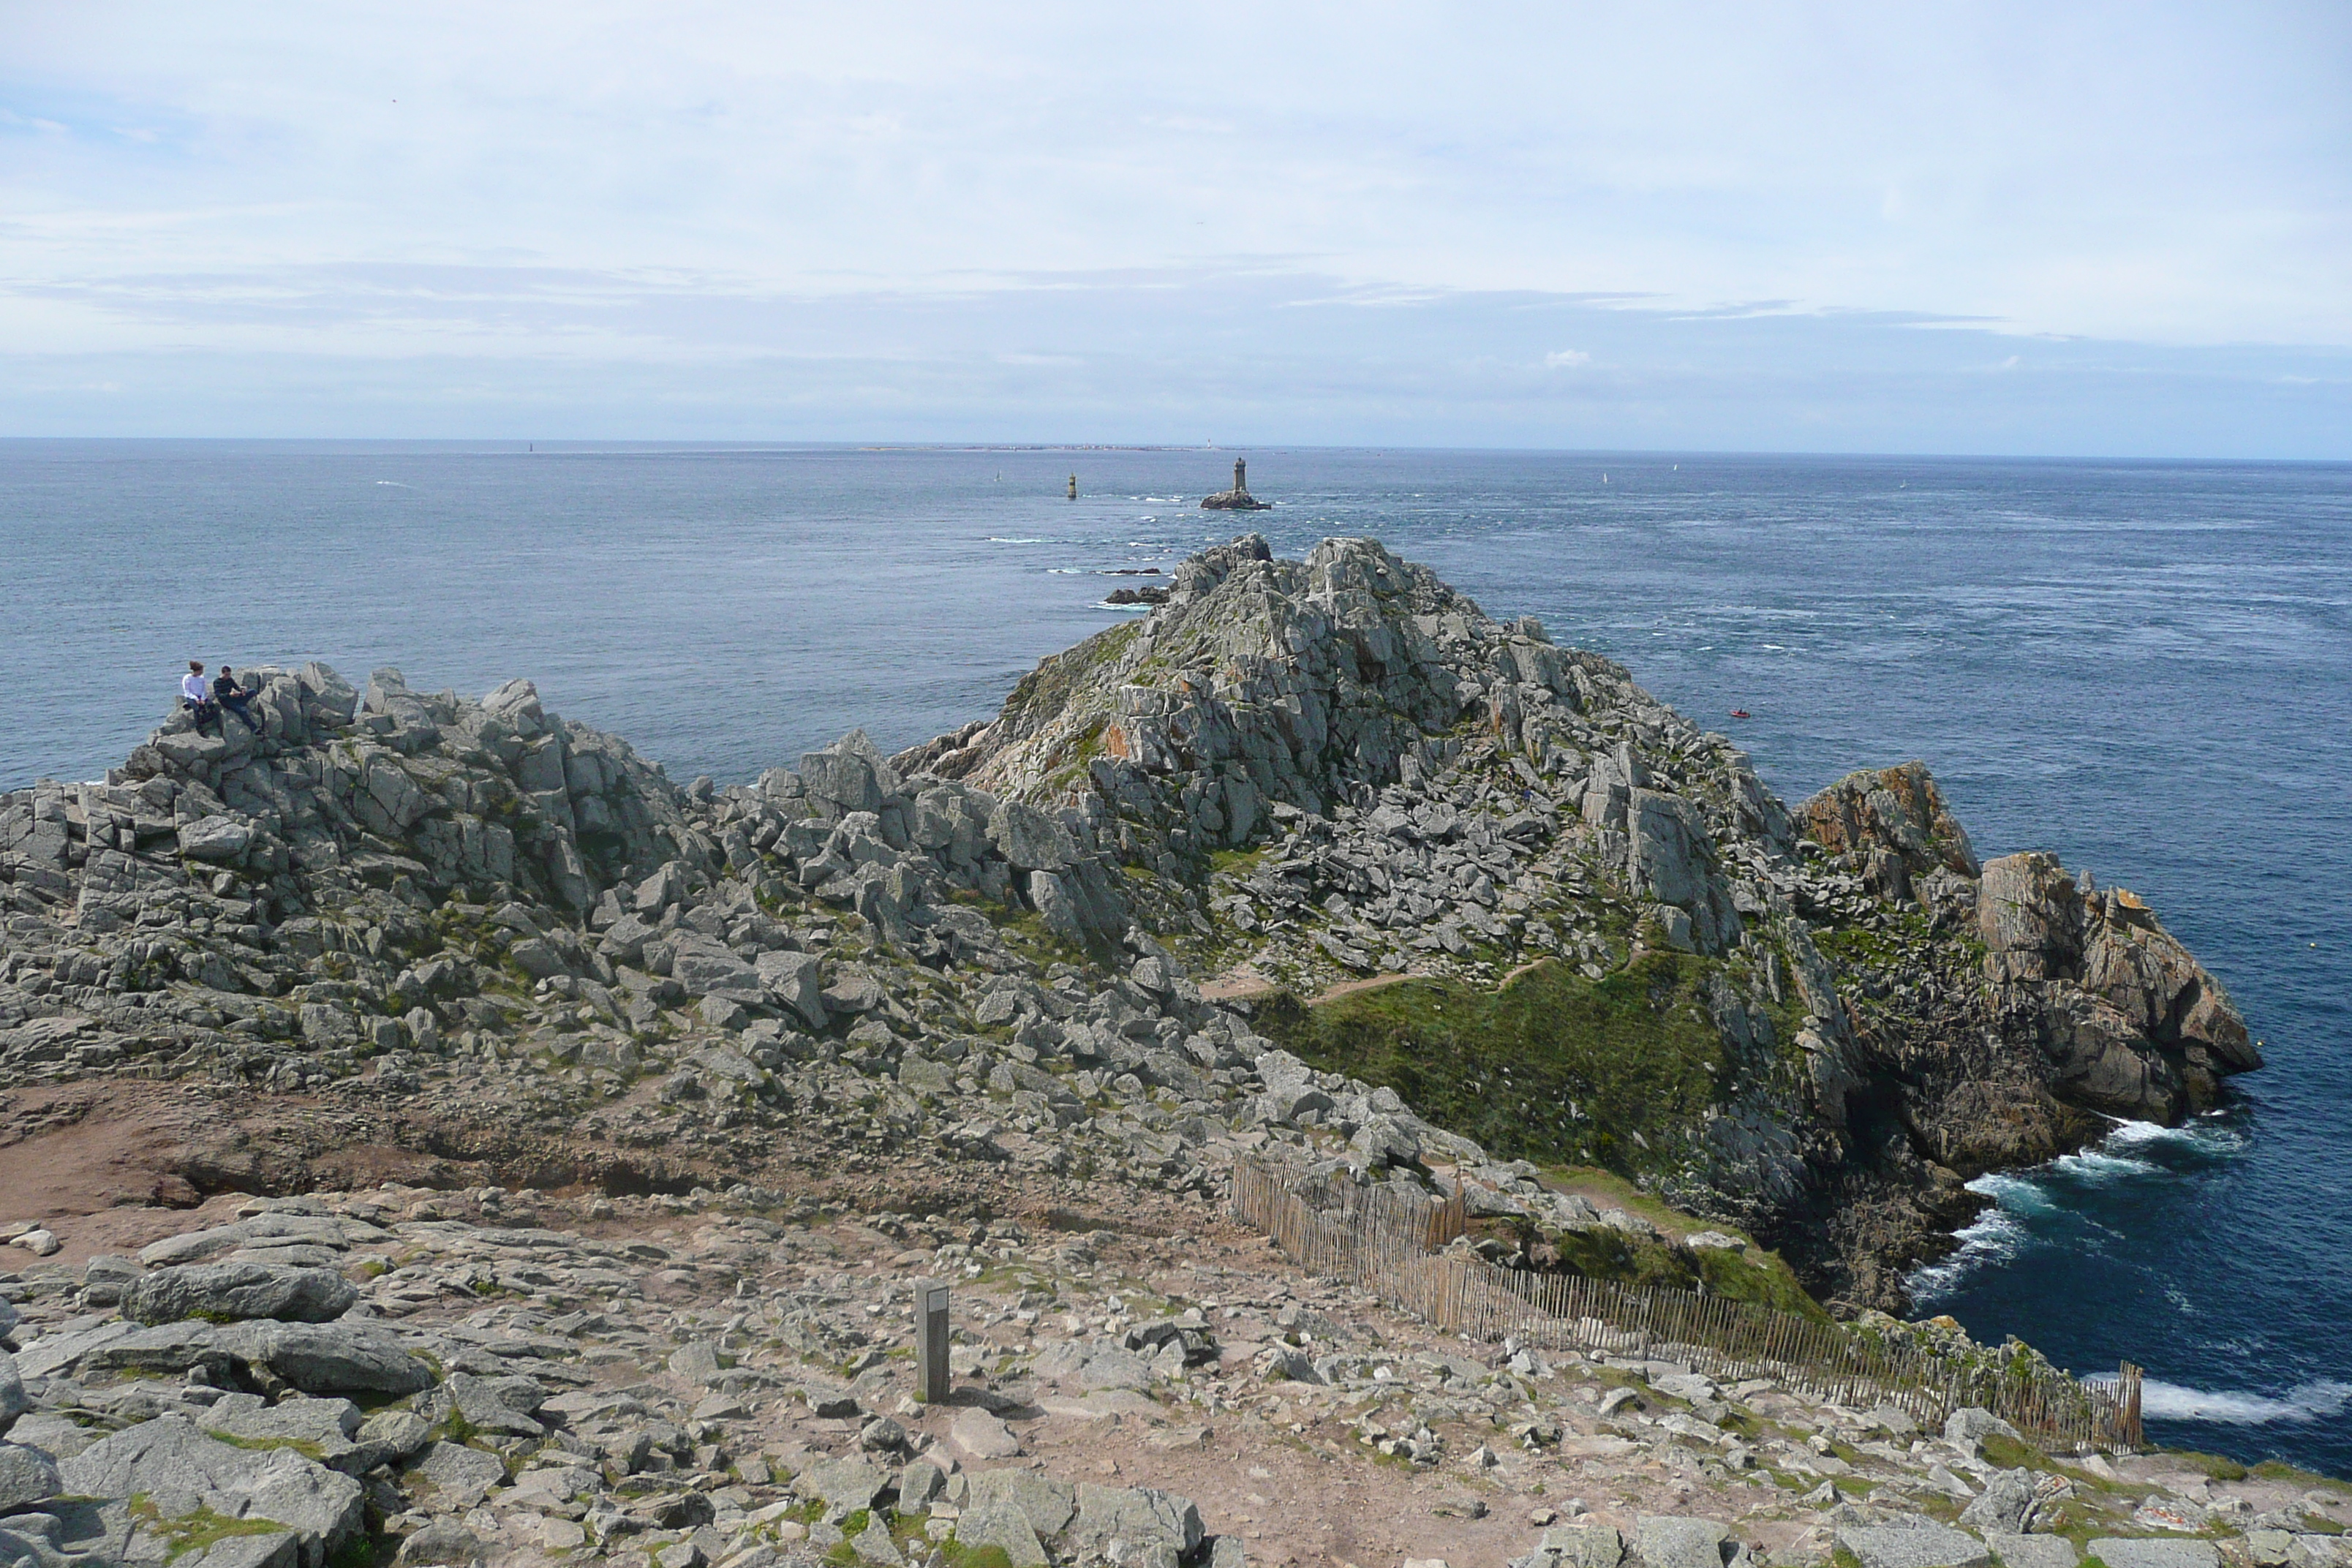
xmin=0 ymin=536 xmax=2254 ymax=1313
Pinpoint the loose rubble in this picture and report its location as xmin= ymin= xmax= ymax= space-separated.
xmin=3 ymin=1190 xmax=2343 ymax=1568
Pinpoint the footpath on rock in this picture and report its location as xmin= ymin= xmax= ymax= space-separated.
xmin=0 ymin=535 xmax=2296 ymax=1568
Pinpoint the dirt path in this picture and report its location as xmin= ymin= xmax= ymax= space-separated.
xmin=1200 ymin=968 xmax=1431 ymax=1006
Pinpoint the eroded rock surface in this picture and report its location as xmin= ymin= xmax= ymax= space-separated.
xmin=0 ymin=535 xmax=2253 ymax=1336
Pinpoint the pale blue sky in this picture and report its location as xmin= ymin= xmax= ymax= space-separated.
xmin=4 ymin=2 xmax=2348 ymax=453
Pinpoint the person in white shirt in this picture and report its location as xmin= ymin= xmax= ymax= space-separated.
xmin=180 ymin=660 xmax=218 ymax=733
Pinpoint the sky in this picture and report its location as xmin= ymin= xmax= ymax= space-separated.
xmin=3 ymin=2 xmax=2349 ymax=455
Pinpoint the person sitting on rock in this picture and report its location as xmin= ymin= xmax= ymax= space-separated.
xmin=178 ymin=660 xmax=219 ymax=733
xmin=211 ymin=665 xmax=261 ymax=732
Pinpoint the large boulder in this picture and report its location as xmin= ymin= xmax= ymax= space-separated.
xmin=989 ymin=802 xmax=1075 ymax=872
xmin=801 ymin=732 xmax=895 ymax=818
xmin=0 ymin=1351 xmax=25 ymax=1437
xmin=1959 ymin=1469 xmax=2038 ymax=1534
xmin=793 ymin=1455 xmax=890 ymax=1515
xmin=1065 ymin=1484 xmax=1202 ymax=1568
xmin=1836 ymin=1522 xmax=1989 ymax=1568
xmin=755 ymin=949 xmax=829 ymax=1030
xmin=60 ymin=1416 xmax=363 ymax=1568
xmin=124 ymin=1264 xmax=358 ymax=1326
xmin=1635 ymin=1517 xmax=1732 ymax=1568
xmin=667 ymin=935 xmax=766 ymax=1005
xmin=220 ymin=1322 xmax=437 ymax=1397
xmin=0 ymin=1440 xmax=61 ymax=1512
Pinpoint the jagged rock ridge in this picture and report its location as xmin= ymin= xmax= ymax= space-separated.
xmin=0 ymin=535 xmax=2254 ymax=1314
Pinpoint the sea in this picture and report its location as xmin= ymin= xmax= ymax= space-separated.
xmin=3 ymin=440 xmax=2348 ymax=1475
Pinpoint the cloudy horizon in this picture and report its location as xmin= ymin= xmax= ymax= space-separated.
xmin=5 ymin=2 xmax=2348 ymax=456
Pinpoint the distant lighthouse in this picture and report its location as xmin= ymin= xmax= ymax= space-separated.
xmin=1200 ymin=456 xmax=1271 ymax=511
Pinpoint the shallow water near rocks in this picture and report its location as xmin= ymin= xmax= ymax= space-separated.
xmin=4 ymin=440 xmax=2348 ymax=1475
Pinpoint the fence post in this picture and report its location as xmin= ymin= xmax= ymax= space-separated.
xmin=915 ymin=1278 xmax=951 ymax=1403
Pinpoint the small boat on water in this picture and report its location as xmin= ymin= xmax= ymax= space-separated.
xmin=1729 ymin=709 xmax=1751 ymax=720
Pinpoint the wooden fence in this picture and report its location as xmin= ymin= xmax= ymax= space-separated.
xmin=1229 ymin=1156 xmax=2143 ymax=1452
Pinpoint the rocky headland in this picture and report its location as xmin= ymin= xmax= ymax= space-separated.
xmin=0 ymin=535 xmax=2286 ymax=1568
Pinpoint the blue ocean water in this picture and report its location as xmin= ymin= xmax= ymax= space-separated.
xmin=4 ymin=440 xmax=2348 ymax=1474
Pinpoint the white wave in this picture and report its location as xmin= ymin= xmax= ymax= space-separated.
xmin=1046 ymin=568 xmax=1085 ymax=575
xmin=1909 ymin=1198 xmax=2034 ymax=1299
xmin=2048 ymin=1147 xmax=2160 ymax=1182
xmin=2119 ymin=1378 xmax=2352 ymax=1425
xmin=1965 ymin=1170 xmax=2057 ymax=1213
xmin=374 ymin=480 xmax=411 ymax=488
xmin=2103 ymin=1117 xmax=2248 ymax=1158
xmin=985 ymin=536 xmax=1047 ymax=544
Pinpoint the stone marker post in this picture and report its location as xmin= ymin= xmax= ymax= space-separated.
xmin=916 ymin=1278 xmax=951 ymax=1403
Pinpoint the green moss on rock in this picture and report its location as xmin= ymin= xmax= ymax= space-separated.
xmin=1259 ymin=952 xmax=1729 ymax=1173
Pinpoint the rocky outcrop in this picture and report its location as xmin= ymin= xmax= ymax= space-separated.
xmin=0 ymin=535 xmax=2256 ymax=1313
xmin=1978 ymin=851 xmax=2257 ymax=1116
xmin=1801 ymin=763 xmax=1978 ymax=906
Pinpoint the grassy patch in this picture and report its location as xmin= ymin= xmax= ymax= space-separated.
xmin=203 ymin=1431 xmax=330 ymax=1463
xmin=1208 ymin=845 xmax=1269 ymax=878
xmin=128 ymin=1496 xmax=295 ymax=1563
xmin=1689 ymin=1241 xmax=1829 ymax=1319
xmin=2252 ymin=1460 xmax=2352 ymax=1496
xmin=1258 ymin=953 xmax=1730 ymax=1174
xmin=327 ymin=1529 xmax=393 ymax=1568
xmin=2170 ymin=1451 xmax=2248 ymax=1482
xmin=940 ymin=1542 xmax=1017 ymax=1568
xmin=1978 ymin=1433 xmax=2054 ymax=1471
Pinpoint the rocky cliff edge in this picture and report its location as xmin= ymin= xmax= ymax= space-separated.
xmin=0 ymin=536 xmax=2254 ymax=1313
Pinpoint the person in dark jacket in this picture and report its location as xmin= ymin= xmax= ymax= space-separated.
xmin=212 ymin=666 xmax=261 ymax=731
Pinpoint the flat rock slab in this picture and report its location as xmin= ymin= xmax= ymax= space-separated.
xmin=1076 ymin=1345 xmax=1153 ymax=1391
xmin=1067 ymin=1485 xmax=1203 ymax=1559
xmin=1984 ymin=1533 xmax=2078 ymax=1568
xmin=59 ymin=1415 xmax=362 ymax=1568
xmin=1838 ymin=1523 xmax=1991 ymax=1568
xmin=1037 ymin=1390 xmax=1165 ymax=1422
xmin=181 ymin=1532 xmax=302 ymax=1568
xmin=967 ymin=1469 xmax=1077 ymax=1539
xmin=794 ymin=1455 xmax=889 ymax=1514
xmin=1637 ymin=1515 xmax=1731 ymax=1568
xmin=951 ymin=1407 xmax=1022 ymax=1460
xmin=412 ymin=1441 xmax=508 ymax=1507
xmin=12 ymin=1321 xmax=135 ymax=1380
xmin=198 ymin=1395 xmax=369 ymax=1471
xmin=1542 ymin=1523 xmax=1625 ymax=1568
xmin=2088 ymin=1542 xmax=2223 ymax=1568
xmin=141 ymin=1217 xmax=353 ymax=1269
xmin=224 ymin=1322 xmax=437 ymax=1396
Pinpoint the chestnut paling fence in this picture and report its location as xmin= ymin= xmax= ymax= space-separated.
xmin=1228 ymin=1156 xmax=2144 ymax=1452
